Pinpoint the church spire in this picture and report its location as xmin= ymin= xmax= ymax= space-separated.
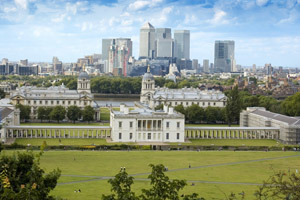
xmin=147 ymin=65 xmax=150 ymax=73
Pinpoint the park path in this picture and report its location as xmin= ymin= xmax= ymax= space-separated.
xmin=58 ymin=153 xmax=300 ymax=186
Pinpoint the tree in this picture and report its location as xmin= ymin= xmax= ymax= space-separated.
xmin=0 ymin=151 xmax=61 ymax=200
xmin=50 ymin=106 xmax=66 ymax=123
xmin=66 ymin=79 xmax=77 ymax=90
xmin=45 ymin=107 xmax=53 ymax=122
xmin=205 ymin=107 xmax=218 ymax=124
xmin=185 ymin=104 xmax=205 ymax=124
xmin=0 ymin=88 xmax=5 ymax=99
xmin=155 ymin=104 xmax=164 ymax=111
xmin=225 ymin=86 xmax=241 ymax=126
xmin=102 ymin=168 xmax=138 ymax=200
xmin=82 ymin=106 xmax=94 ymax=123
xmin=103 ymin=164 xmax=203 ymax=200
xmin=67 ymin=105 xmax=82 ymax=123
xmin=281 ymin=92 xmax=300 ymax=116
xmin=37 ymin=107 xmax=47 ymax=122
xmin=255 ymin=171 xmax=300 ymax=200
xmin=174 ymin=105 xmax=185 ymax=115
xmin=15 ymin=104 xmax=31 ymax=122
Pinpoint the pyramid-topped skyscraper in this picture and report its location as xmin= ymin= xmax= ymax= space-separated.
xmin=139 ymin=22 xmax=155 ymax=59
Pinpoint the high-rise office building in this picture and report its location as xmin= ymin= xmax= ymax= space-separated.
xmin=155 ymin=28 xmax=173 ymax=58
xmin=139 ymin=22 xmax=155 ymax=59
xmin=19 ymin=59 xmax=28 ymax=66
xmin=108 ymin=38 xmax=132 ymax=76
xmin=174 ymin=30 xmax=190 ymax=60
xmin=192 ymin=59 xmax=198 ymax=70
xmin=53 ymin=57 xmax=62 ymax=74
xmin=203 ymin=59 xmax=209 ymax=73
xmin=102 ymin=39 xmax=112 ymax=61
xmin=252 ymin=64 xmax=256 ymax=73
xmin=214 ymin=40 xmax=235 ymax=73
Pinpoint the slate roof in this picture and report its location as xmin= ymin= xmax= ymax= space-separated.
xmin=252 ymin=109 xmax=300 ymax=125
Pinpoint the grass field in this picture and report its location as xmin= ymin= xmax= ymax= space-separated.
xmin=2 ymin=150 xmax=300 ymax=200
xmin=188 ymin=139 xmax=281 ymax=147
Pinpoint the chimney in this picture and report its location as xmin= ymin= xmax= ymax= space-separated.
xmin=120 ymin=104 xmax=125 ymax=112
xmin=163 ymin=105 xmax=168 ymax=113
xmin=168 ymin=107 xmax=174 ymax=114
xmin=124 ymin=107 xmax=129 ymax=114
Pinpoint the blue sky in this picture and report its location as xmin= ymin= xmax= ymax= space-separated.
xmin=0 ymin=0 xmax=300 ymax=67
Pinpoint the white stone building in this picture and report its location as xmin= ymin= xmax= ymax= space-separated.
xmin=240 ymin=107 xmax=300 ymax=144
xmin=10 ymin=72 xmax=100 ymax=120
xmin=140 ymin=68 xmax=227 ymax=108
xmin=0 ymin=98 xmax=20 ymax=142
xmin=110 ymin=103 xmax=185 ymax=143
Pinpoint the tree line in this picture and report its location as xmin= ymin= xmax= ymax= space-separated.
xmin=16 ymin=104 xmax=95 ymax=123
xmin=157 ymin=86 xmax=300 ymax=125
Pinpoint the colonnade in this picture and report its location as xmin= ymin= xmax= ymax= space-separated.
xmin=185 ymin=127 xmax=280 ymax=139
xmin=5 ymin=126 xmax=111 ymax=139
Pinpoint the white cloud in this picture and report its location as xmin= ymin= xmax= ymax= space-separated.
xmin=207 ymin=9 xmax=229 ymax=25
xmin=256 ymin=0 xmax=269 ymax=7
xmin=52 ymin=14 xmax=67 ymax=23
xmin=128 ymin=0 xmax=163 ymax=11
xmin=14 ymin=0 xmax=28 ymax=10
xmin=3 ymin=7 xmax=17 ymax=13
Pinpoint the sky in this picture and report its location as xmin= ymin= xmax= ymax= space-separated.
xmin=0 ymin=0 xmax=300 ymax=67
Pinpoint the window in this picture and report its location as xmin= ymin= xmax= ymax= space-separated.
xmin=177 ymin=122 xmax=180 ymax=128
xmin=57 ymin=100 xmax=59 ymax=104
xmin=175 ymin=102 xmax=177 ymax=105
xmin=203 ymin=102 xmax=205 ymax=106
xmin=213 ymin=102 xmax=216 ymax=106
xmin=68 ymin=101 xmax=71 ymax=105
xmin=28 ymin=100 xmax=31 ymax=104
xmin=40 ymin=100 xmax=42 ymax=104
xmin=130 ymin=122 xmax=133 ymax=128
xmin=166 ymin=122 xmax=169 ymax=128
xmin=45 ymin=100 xmax=48 ymax=105
xmin=177 ymin=133 xmax=180 ymax=140
xmin=34 ymin=100 xmax=36 ymax=104
xmin=74 ymin=101 xmax=76 ymax=105
xmin=119 ymin=132 xmax=122 ymax=139
xmin=51 ymin=101 xmax=53 ymax=105
xmin=186 ymin=102 xmax=188 ymax=105
xmin=148 ymin=133 xmax=151 ymax=139
xmin=166 ymin=133 xmax=169 ymax=140
xmin=63 ymin=101 xmax=65 ymax=105
xmin=208 ymin=102 xmax=210 ymax=106
xmin=119 ymin=122 xmax=122 ymax=128
xmin=130 ymin=133 xmax=133 ymax=139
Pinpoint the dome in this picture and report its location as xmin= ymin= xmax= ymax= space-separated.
xmin=143 ymin=72 xmax=154 ymax=81
xmin=143 ymin=66 xmax=154 ymax=81
xmin=78 ymin=71 xmax=90 ymax=80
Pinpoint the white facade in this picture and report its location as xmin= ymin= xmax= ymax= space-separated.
xmin=240 ymin=107 xmax=300 ymax=144
xmin=140 ymin=70 xmax=227 ymax=109
xmin=10 ymin=72 xmax=100 ymax=120
xmin=110 ymin=103 xmax=185 ymax=143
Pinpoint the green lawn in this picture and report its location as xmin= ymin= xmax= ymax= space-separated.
xmin=188 ymin=139 xmax=282 ymax=147
xmin=2 ymin=151 xmax=300 ymax=200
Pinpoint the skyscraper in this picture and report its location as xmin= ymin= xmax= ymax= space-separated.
xmin=139 ymin=22 xmax=155 ymax=59
xmin=174 ymin=30 xmax=190 ymax=60
xmin=214 ymin=40 xmax=235 ymax=73
xmin=155 ymin=28 xmax=173 ymax=58
xmin=108 ymin=38 xmax=132 ymax=76
xmin=203 ymin=59 xmax=209 ymax=73
xmin=102 ymin=39 xmax=113 ymax=61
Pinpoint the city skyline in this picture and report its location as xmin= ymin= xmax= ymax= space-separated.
xmin=0 ymin=0 xmax=300 ymax=67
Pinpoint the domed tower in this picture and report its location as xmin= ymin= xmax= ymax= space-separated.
xmin=140 ymin=66 xmax=155 ymax=105
xmin=77 ymin=71 xmax=91 ymax=94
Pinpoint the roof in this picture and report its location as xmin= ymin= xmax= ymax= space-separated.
xmin=141 ymin=22 xmax=155 ymax=29
xmin=251 ymin=109 xmax=300 ymax=126
xmin=0 ymin=107 xmax=13 ymax=121
xmin=78 ymin=71 xmax=90 ymax=80
xmin=153 ymin=88 xmax=226 ymax=101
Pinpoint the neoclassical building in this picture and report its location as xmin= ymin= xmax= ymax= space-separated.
xmin=240 ymin=107 xmax=300 ymax=144
xmin=110 ymin=102 xmax=185 ymax=142
xmin=140 ymin=68 xmax=227 ymax=108
xmin=10 ymin=72 xmax=100 ymax=120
